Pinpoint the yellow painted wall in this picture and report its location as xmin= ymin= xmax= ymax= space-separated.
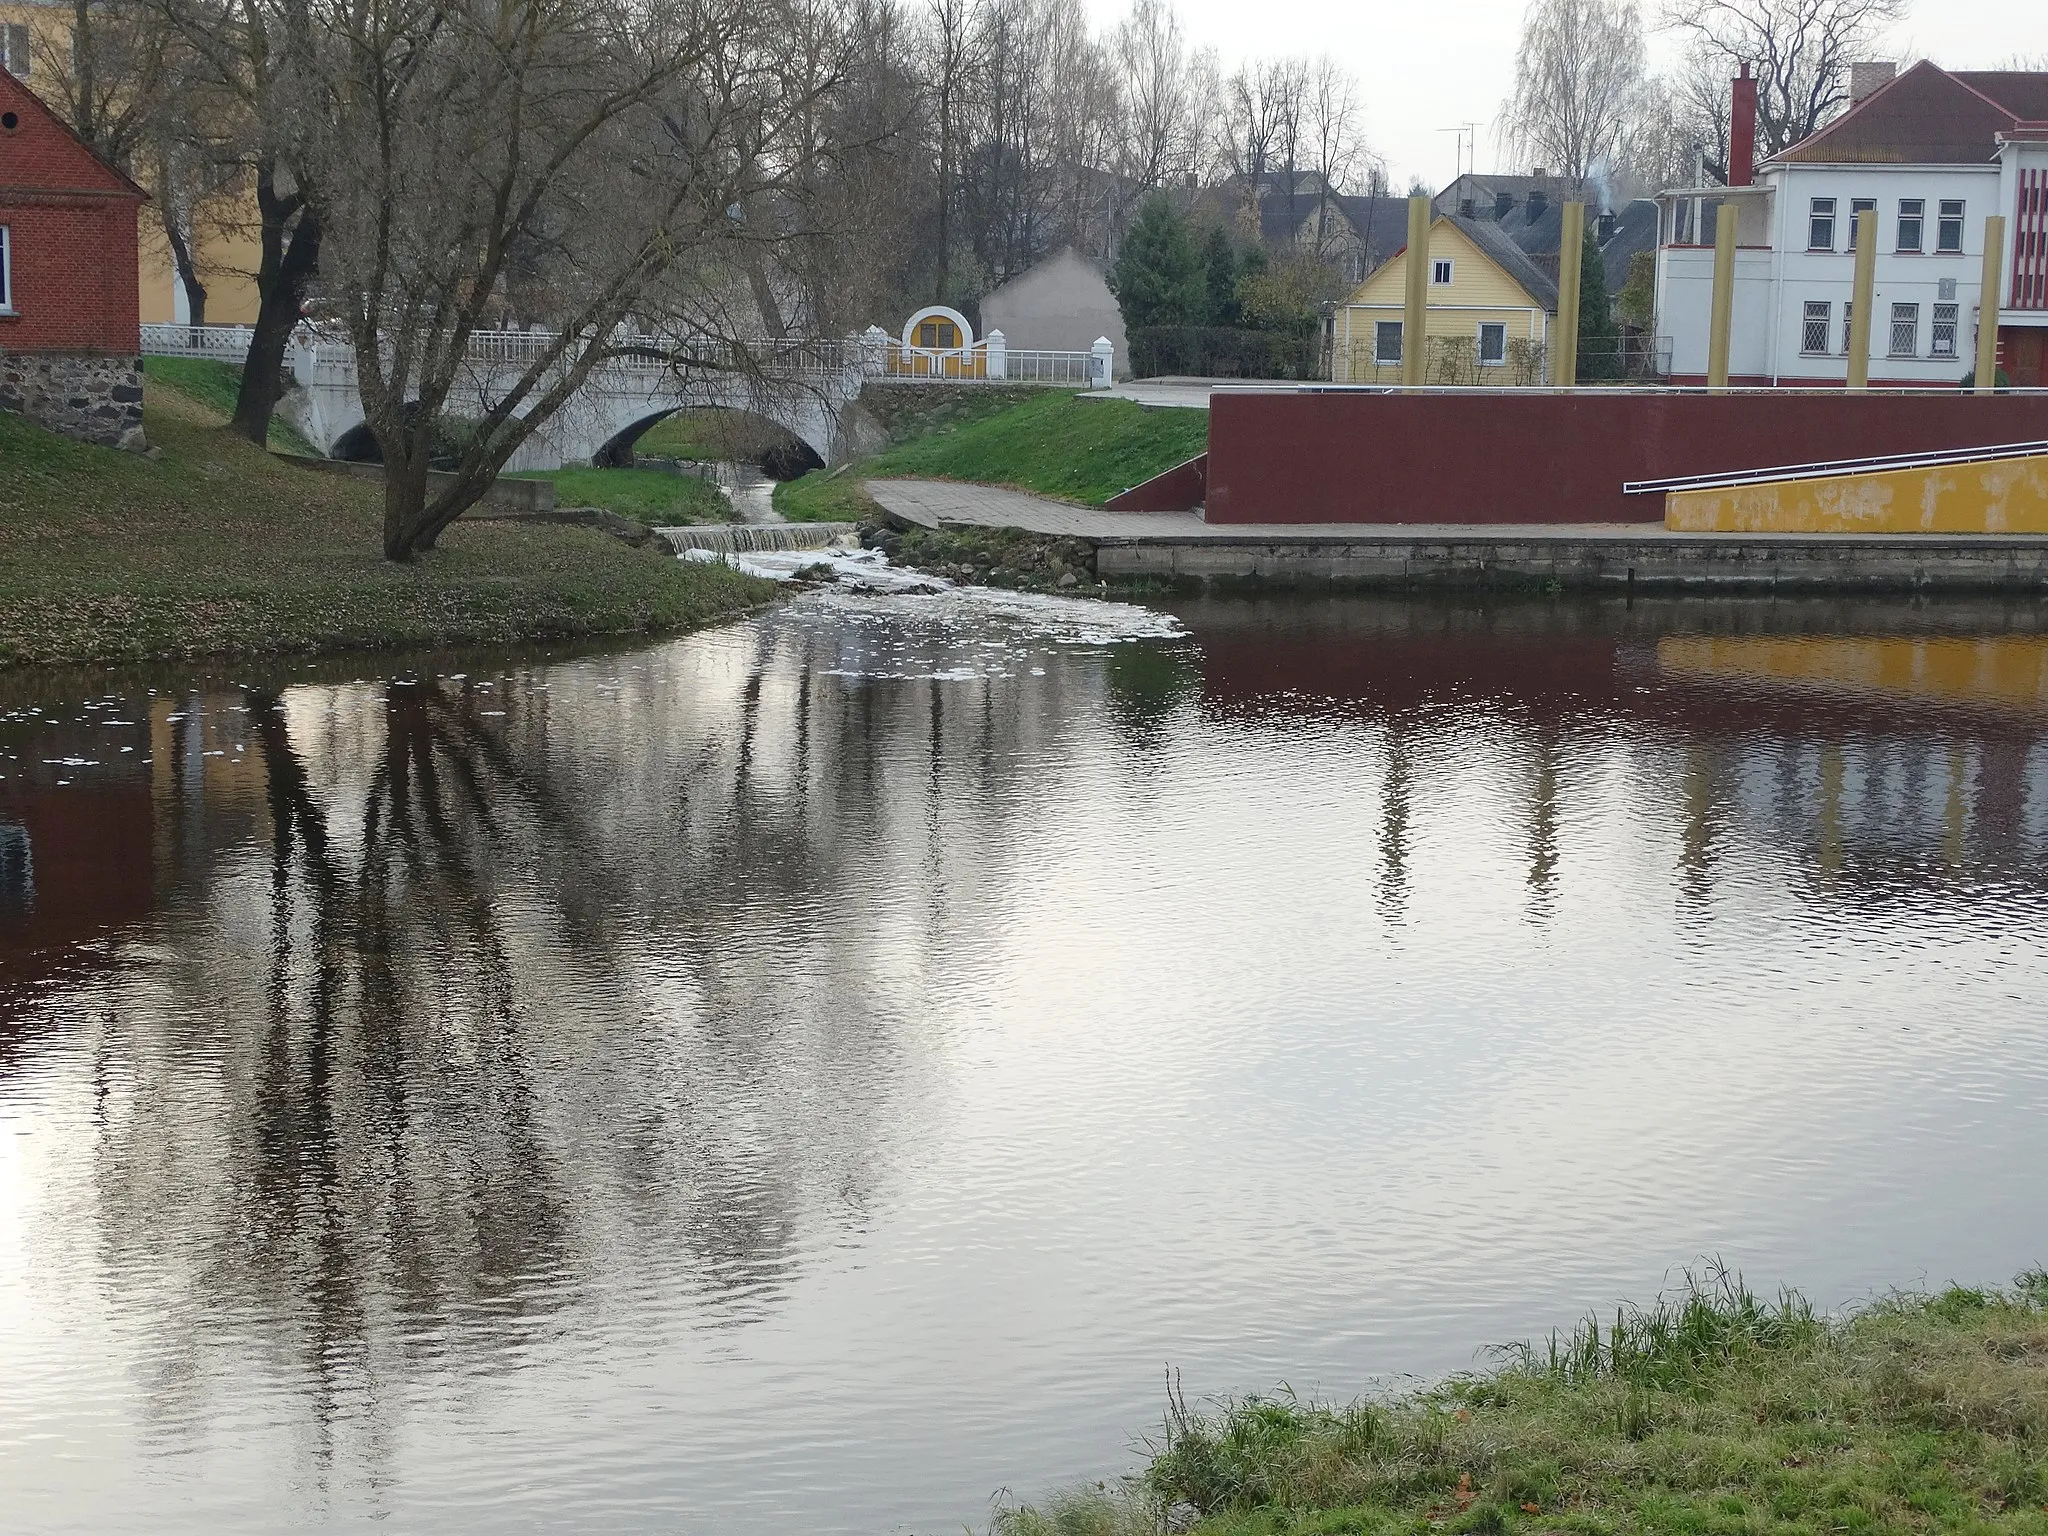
xmin=1667 ymin=455 xmax=2048 ymax=534
xmin=1333 ymin=217 xmax=1551 ymax=383
xmin=1657 ymin=635 xmax=2048 ymax=715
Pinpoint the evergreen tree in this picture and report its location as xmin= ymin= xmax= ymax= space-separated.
xmin=1109 ymin=194 xmax=1204 ymax=328
xmin=1201 ymin=227 xmax=1240 ymax=327
xmin=1575 ymin=226 xmax=1620 ymax=380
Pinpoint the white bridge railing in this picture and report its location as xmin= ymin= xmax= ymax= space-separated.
xmin=140 ymin=323 xmax=1105 ymax=387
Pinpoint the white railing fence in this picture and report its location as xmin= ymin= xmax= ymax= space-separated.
xmin=139 ymin=322 xmax=1107 ymax=387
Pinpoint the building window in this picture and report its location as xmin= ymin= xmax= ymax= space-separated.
xmin=1374 ymin=320 xmax=1403 ymax=365
xmin=1937 ymin=199 xmax=1965 ymax=253
xmin=1478 ymin=322 xmax=1506 ymax=364
xmin=1802 ymin=300 xmax=1832 ymax=354
xmin=1809 ymin=197 xmax=1836 ymax=250
xmin=2 ymin=22 xmax=29 ymax=78
xmin=1431 ymin=259 xmax=1454 ymax=285
xmin=1931 ymin=302 xmax=1958 ymax=357
xmin=1889 ymin=302 xmax=1919 ymax=357
xmin=1897 ymin=198 xmax=1924 ymax=252
xmin=1850 ymin=197 xmax=1877 ymax=249
xmin=1672 ymin=199 xmax=1695 ymax=245
xmin=0 ymin=225 xmax=11 ymax=314
xmin=1841 ymin=301 xmax=1853 ymax=355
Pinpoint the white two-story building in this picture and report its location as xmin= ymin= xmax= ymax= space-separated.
xmin=1655 ymin=61 xmax=2048 ymax=388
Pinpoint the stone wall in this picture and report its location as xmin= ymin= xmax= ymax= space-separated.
xmin=0 ymin=351 xmax=146 ymax=450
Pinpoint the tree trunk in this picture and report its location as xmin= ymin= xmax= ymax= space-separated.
xmin=381 ymin=452 xmax=433 ymax=562
xmin=230 ymin=167 xmax=321 ymax=446
xmin=161 ymin=205 xmax=208 ymax=329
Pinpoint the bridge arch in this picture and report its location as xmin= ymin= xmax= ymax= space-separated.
xmin=592 ymin=404 xmax=827 ymax=478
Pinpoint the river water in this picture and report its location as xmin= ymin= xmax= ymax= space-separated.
xmin=5 ymin=591 xmax=2048 ymax=1533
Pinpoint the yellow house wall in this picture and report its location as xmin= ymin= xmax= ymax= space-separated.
xmin=1332 ymin=219 xmax=1551 ymax=383
xmin=1666 ymin=455 xmax=2048 ymax=534
xmin=138 ymin=216 xmax=264 ymax=326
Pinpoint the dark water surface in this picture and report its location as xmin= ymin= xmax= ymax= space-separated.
xmin=5 ymin=591 xmax=2048 ymax=1533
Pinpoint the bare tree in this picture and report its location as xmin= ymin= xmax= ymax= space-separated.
xmin=151 ymin=0 xmax=326 ymax=444
xmin=292 ymin=0 xmax=849 ymax=559
xmin=28 ymin=0 xmax=168 ymax=167
xmin=1219 ymin=57 xmax=1307 ymax=236
xmin=1305 ymin=56 xmax=1370 ymax=259
xmin=1500 ymin=0 xmax=1651 ymax=192
xmin=1666 ymin=0 xmax=1908 ymax=157
xmin=1110 ymin=0 xmax=1213 ymax=218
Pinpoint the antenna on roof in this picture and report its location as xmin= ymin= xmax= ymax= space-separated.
xmin=1436 ymin=123 xmax=1479 ymax=189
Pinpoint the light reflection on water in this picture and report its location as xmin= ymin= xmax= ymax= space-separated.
xmin=3 ymin=593 xmax=2048 ymax=1534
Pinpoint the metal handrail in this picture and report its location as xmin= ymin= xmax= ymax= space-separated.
xmin=1624 ymin=439 xmax=2048 ymax=495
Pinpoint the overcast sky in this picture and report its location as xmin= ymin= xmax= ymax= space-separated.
xmin=1076 ymin=0 xmax=2043 ymax=193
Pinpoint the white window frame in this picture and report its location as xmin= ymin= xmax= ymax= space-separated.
xmin=1841 ymin=300 xmax=1853 ymax=356
xmin=1808 ymin=197 xmax=1836 ymax=251
xmin=0 ymin=225 xmax=12 ymax=315
xmin=1373 ymin=320 xmax=1403 ymax=366
xmin=1888 ymin=301 xmax=1919 ymax=358
xmin=1896 ymin=198 xmax=1923 ymax=253
xmin=1931 ymin=302 xmax=1958 ymax=358
xmin=1477 ymin=321 xmax=1507 ymax=365
xmin=1937 ymin=200 xmax=1965 ymax=254
xmin=1801 ymin=299 xmax=1831 ymax=355
xmin=1850 ymin=197 xmax=1877 ymax=249
xmin=1430 ymin=259 xmax=1454 ymax=286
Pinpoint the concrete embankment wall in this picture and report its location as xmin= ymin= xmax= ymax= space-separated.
xmin=1096 ymin=530 xmax=2048 ymax=592
xmin=1204 ymin=391 xmax=2048 ymax=525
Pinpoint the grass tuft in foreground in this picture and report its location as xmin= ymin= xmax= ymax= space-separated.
xmin=994 ymin=1264 xmax=2048 ymax=1536
xmin=775 ymin=390 xmax=1207 ymax=521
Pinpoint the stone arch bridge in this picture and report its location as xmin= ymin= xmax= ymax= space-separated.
xmin=141 ymin=326 xmax=1106 ymax=471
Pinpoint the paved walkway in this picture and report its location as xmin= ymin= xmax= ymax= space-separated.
xmin=1078 ymin=376 xmax=1302 ymax=411
xmin=867 ymin=478 xmax=2048 ymax=547
xmin=867 ymin=480 xmax=1207 ymax=537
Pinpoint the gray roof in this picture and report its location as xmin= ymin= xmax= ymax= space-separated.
xmin=1450 ymin=215 xmax=1560 ymax=311
xmin=1598 ymin=200 xmax=1660 ymax=296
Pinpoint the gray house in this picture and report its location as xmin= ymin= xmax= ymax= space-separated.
xmin=979 ymin=248 xmax=1127 ymax=378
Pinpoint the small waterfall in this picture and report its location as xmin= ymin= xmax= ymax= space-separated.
xmin=653 ymin=522 xmax=858 ymax=555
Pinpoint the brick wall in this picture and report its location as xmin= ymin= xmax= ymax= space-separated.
xmin=0 ymin=71 xmax=144 ymax=354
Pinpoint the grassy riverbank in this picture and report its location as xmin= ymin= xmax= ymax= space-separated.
xmin=0 ymin=379 xmax=771 ymax=668
xmin=509 ymin=465 xmax=735 ymax=526
xmin=775 ymin=390 xmax=1207 ymax=522
xmin=998 ymin=1268 xmax=2048 ymax=1536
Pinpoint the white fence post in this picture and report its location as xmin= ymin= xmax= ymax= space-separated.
xmin=985 ymin=329 xmax=1007 ymax=380
xmin=1090 ymin=336 xmax=1113 ymax=389
xmin=861 ymin=325 xmax=889 ymax=377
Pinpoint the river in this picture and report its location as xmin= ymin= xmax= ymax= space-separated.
xmin=4 ymin=590 xmax=2048 ymax=1533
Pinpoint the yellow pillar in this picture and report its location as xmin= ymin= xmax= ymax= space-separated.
xmin=1846 ymin=207 xmax=1877 ymax=390
xmin=1976 ymin=214 xmax=2006 ymax=394
xmin=1707 ymin=202 xmax=1737 ymax=392
xmin=1401 ymin=194 xmax=1430 ymax=387
xmin=1553 ymin=201 xmax=1584 ymax=387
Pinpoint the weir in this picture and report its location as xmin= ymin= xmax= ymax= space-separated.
xmin=651 ymin=522 xmax=858 ymax=555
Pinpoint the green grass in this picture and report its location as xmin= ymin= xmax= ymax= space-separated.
xmin=141 ymin=356 xmax=317 ymax=455
xmin=0 ymin=380 xmax=772 ymax=668
xmin=773 ymin=391 xmax=1208 ymax=522
xmin=995 ymin=1264 xmax=2048 ymax=1536
xmin=509 ymin=465 xmax=735 ymax=527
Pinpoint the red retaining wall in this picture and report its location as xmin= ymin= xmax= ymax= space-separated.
xmin=1203 ymin=390 xmax=2048 ymax=524
xmin=1106 ymin=452 xmax=1206 ymax=511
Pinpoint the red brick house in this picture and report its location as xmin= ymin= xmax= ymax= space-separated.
xmin=0 ymin=67 xmax=148 ymax=448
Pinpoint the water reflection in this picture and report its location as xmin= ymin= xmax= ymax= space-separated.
xmin=4 ymin=593 xmax=2048 ymax=1534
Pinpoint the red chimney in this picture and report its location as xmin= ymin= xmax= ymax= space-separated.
xmin=1729 ymin=63 xmax=1758 ymax=188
